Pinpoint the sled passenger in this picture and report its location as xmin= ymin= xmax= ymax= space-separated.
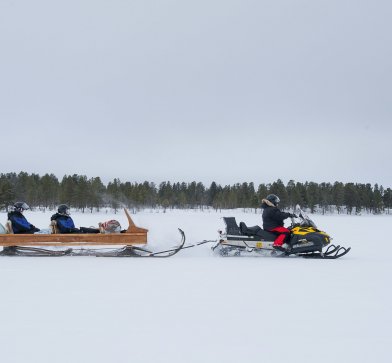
xmin=261 ymin=194 xmax=296 ymax=251
xmin=8 ymin=202 xmax=40 ymax=234
xmin=51 ymin=205 xmax=99 ymax=234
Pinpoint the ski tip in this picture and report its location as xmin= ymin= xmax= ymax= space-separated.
xmin=177 ymin=228 xmax=185 ymax=239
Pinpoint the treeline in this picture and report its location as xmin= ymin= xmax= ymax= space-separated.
xmin=0 ymin=172 xmax=391 ymax=214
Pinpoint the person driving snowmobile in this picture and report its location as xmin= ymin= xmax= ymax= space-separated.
xmin=8 ymin=202 xmax=40 ymax=234
xmin=51 ymin=204 xmax=100 ymax=234
xmin=261 ymin=194 xmax=296 ymax=251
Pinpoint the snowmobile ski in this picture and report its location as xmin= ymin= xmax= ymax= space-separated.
xmin=298 ymin=246 xmax=351 ymax=259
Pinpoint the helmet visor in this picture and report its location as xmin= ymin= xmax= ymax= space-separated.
xmin=20 ymin=202 xmax=30 ymax=210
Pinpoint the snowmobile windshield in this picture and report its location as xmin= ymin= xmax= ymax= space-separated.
xmin=305 ymin=217 xmax=317 ymax=229
xmin=296 ymin=206 xmax=317 ymax=228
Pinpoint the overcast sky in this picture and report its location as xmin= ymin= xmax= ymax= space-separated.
xmin=1 ymin=0 xmax=391 ymax=187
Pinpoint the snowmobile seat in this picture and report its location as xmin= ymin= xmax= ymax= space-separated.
xmin=239 ymin=222 xmax=277 ymax=241
xmin=223 ymin=217 xmax=242 ymax=236
xmin=239 ymin=222 xmax=261 ymax=236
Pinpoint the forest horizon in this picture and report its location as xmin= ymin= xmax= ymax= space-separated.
xmin=1 ymin=171 xmax=390 ymax=215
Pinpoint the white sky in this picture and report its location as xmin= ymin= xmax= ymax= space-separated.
xmin=1 ymin=0 xmax=391 ymax=187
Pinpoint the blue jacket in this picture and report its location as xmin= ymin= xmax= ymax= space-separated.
xmin=51 ymin=213 xmax=77 ymax=233
xmin=8 ymin=211 xmax=39 ymax=234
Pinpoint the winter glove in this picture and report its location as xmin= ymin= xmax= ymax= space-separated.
xmin=31 ymin=225 xmax=40 ymax=232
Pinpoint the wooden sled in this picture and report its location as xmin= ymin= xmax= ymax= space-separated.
xmin=0 ymin=209 xmax=148 ymax=248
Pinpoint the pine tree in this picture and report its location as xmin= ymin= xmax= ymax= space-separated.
xmin=15 ymin=171 xmax=30 ymax=202
xmin=107 ymin=178 xmax=122 ymax=213
xmin=306 ymin=182 xmax=319 ymax=213
xmin=88 ymin=177 xmax=105 ymax=212
xmin=269 ymin=179 xmax=288 ymax=209
xmin=319 ymin=182 xmax=332 ymax=214
xmin=354 ymin=184 xmax=363 ymax=215
xmin=293 ymin=182 xmax=306 ymax=209
xmin=363 ymin=184 xmax=373 ymax=212
xmin=286 ymin=180 xmax=296 ymax=209
xmin=0 ymin=177 xmax=15 ymax=210
xmin=39 ymin=173 xmax=60 ymax=209
xmin=257 ymin=184 xmax=268 ymax=203
xmin=344 ymin=183 xmax=357 ymax=215
xmin=332 ymin=182 xmax=345 ymax=214
xmin=383 ymin=188 xmax=392 ymax=213
xmin=373 ymin=184 xmax=383 ymax=214
xmin=207 ymin=182 xmax=218 ymax=206
xmin=27 ymin=173 xmax=40 ymax=208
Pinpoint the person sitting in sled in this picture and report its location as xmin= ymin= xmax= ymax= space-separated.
xmin=261 ymin=194 xmax=296 ymax=251
xmin=8 ymin=202 xmax=40 ymax=234
xmin=51 ymin=204 xmax=99 ymax=234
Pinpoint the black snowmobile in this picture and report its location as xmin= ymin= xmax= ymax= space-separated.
xmin=212 ymin=207 xmax=350 ymax=259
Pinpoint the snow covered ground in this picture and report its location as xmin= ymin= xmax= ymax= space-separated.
xmin=0 ymin=209 xmax=391 ymax=363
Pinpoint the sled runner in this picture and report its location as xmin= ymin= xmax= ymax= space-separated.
xmin=0 ymin=209 xmax=185 ymax=257
xmin=212 ymin=207 xmax=351 ymax=259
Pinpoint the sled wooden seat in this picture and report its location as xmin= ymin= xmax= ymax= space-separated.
xmin=50 ymin=220 xmax=104 ymax=234
xmin=0 ymin=209 xmax=148 ymax=247
xmin=5 ymin=221 xmax=13 ymax=234
xmin=50 ymin=220 xmax=60 ymax=234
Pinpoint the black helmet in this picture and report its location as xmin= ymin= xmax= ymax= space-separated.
xmin=266 ymin=194 xmax=280 ymax=207
xmin=13 ymin=202 xmax=30 ymax=213
xmin=58 ymin=204 xmax=70 ymax=215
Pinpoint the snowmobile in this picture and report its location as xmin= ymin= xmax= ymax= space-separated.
xmin=212 ymin=207 xmax=350 ymax=259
